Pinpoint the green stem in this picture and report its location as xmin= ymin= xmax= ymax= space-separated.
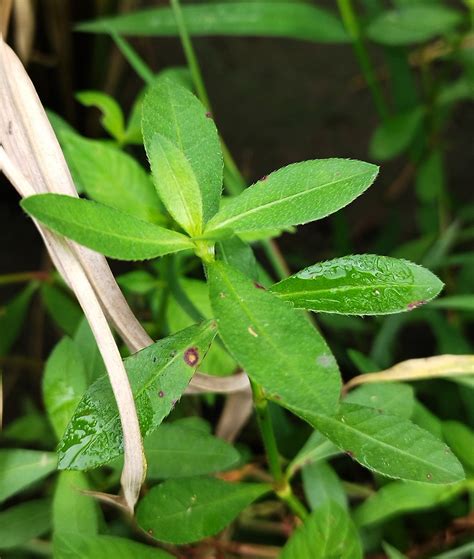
xmin=261 ymin=239 xmax=290 ymax=281
xmin=0 ymin=271 xmax=50 ymax=286
xmin=337 ymin=0 xmax=389 ymax=121
xmin=251 ymin=381 xmax=309 ymax=521
xmin=164 ymin=255 xmax=204 ymax=323
xmin=111 ymin=33 xmax=154 ymax=85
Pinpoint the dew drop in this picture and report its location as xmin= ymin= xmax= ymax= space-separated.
xmin=374 ymin=289 xmax=381 ymax=296
xmin=184 ymin=347 xmax=199 ymax=366
xmin=426 ymin=473 xmax=432 ymax=480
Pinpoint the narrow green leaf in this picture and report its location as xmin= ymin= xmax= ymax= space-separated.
xmin=0 ymin=449 xmax=57 ymax=503
xmin=304 ymin=404 xmax=465 ymax=484
xmin=383 ymin=542 xmax=408 ymax=559
xmin=369 ymin=107 xmax=425 ymax=161
xmin=147 ymin=132 xmax=203 ymax=235
xmin=117 ymin=270 xmax=158 ymax=295
xmin=302 ymin=462 xmax=347 ymax=511
xmin=58 ymin=321 xmax=217 ymax=470
xmin=443 ymin=421 xmax=474 ymax=472
xmin=53 ymin=471 xmax=99 ymax=539
xmin=145 ymin=422 xmax=240 ymax=479
xmin=354 ymin=480 xmax=464 ymax=527
xmin=54 ymin=534 xmax=173 ymax=559
xmin=416 ymin=149 xmax=444 ymax=203
xmin=136 ymin=477 xmax=270 ymax=544
xmin=0 ymin=499 xmax=51 ymax=550
xmin=0 ymin=285 xmax=35 ymax=356
xmin=345 ymin=382 xmax=415 ymax=418
xmin=60 ymin=132 xmax=163 ymax=223
xmin=41 ymin=284 xmax=82 ymax=336
xmin=216 ymin=236 xmax=259 ymax=281
xmin=205 ymin=159 xmax=379 ymax=234
xmin=430 ymin=295 xmax=474 ymax=311
xmin=77 ymin=2 xmax=349 ymax=44
xmin=43 ymin=338 xmax=89 ymax=439
xmin=208 ymin=262 xmax=341 ymax=417
xmin=271 ymin=255 xmax=443 ymax=315
xmin=21 ymin=194 xmax=193 ymax=261
xmin=73 ymin=318 xmax=104 ymax=383
xmin=142 ymin=78 xmax=223 ymax=224
xmin=76 ymin=91 xmax=125 ymax=141
xmin=433 ymin=542 xmax=474 ymax=559
xmin=287 ymin=431 xmax=341 ymax=478
xmin=366 ymin=6 xmax=462 ymax=46
xmin=279 ymin=501 xmax=362 ymax=559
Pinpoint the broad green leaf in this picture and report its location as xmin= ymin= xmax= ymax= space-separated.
xmin=76 ymin=91 xmax=125 ymax=142
xmin=53 ymin=471 xmax=99 ymax=539
xmin=0 ymin=499 xmax=51 ymax=550
xmin=443 ymin=421 xmax=474 ymax=472
xmin=271 ymin=255 xmax=443 ymax=315
xmin=73 ymin=318 xmax=104 ymax=383
xmin=354 ymin=479 xmax=464 ymax=527
xmin=216 ymin=236 xmax=259 ymax=281
xmin=147 ymin=132 xmax=203 ymax=235
xmin=304 ymin=403 xmax=465 ymax=484
xmin=412 ymin=402 xmax=444 ymax=439
xmin=41 ymin=284 xmax=82 ymax=336
xmin=145 ymin=422 xmax=240 ymax=479
xmin=347 ymin=349 xmax=379 ymax=374
xmin=279 ymin=501 xmax=362 ymax=559
xmin=287 ymin=431 xmax=341 ymax=479
xmin=302 ymin=462 xmax=347 ymax=511
xmin=345 ymin=382 xmax=415 ymax=418
xmin=366 ymin=6 xmax=462 ymax=46
xmin=54 ymin=534 xmax=173 ymax=559
xmin=434 ymin=542 xmax=474 ymax=559
xmin=205 ymin=159 xmax=378 ymax=234
xmin=369 ymin=107 xmax=425 ymax=161
xmin=2 ymin=407 xmax=54 ymax=446
xmin=416 ymin=149 xmax=444 ymax=203
xmin=43 ymin=338 xmax=89 ymax=439
xmin=430 ymin=295 xmax=474 ymax=311
xmin=136 ymin=477 xmax=270 ymax=544
xmin=167 ymin=279 xmax=236 ymax=376
xmin=77 ymin=2 xmax=349 ymax=44
xmin=58 ymin=321 xmax=216 ymax=470
xmin=0 ymin=284 xmax=35 ymax=356
xmin=208 ymin=261 xmax=341 ymax=417
xmin=0 ymin=449 xmax=57 ymax=503
xmin=60 ymin=132 xmax=163 ymax=223
xmin=142 ymin=78 xmax=222 ymax=224
xmin=21 ymin=194 xmax=193 ymax=261
xmin=117 ymin=270 xmax=158 ymax=295
xmin=383 ymin=543 xmax=409 ymax=559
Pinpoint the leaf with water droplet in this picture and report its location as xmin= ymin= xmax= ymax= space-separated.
xmin=303 ymin=403 xmax=465 ymax=484
xmin=208 ymin=261 xmax=341 ymax=417
xmin=57 ymin=321 xmax=217 ymax=470
xmin=271 ymin=255 xmax=443 ymax=315
xmin=136 ymin=477 xmax=270 ymax=544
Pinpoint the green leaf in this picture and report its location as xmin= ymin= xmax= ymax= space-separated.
xmin=147 ymin=132 xmax=203 ymax=235
xmin=208 ymin=261 xmax=341 ymax=417
xmin=271 ymin=255 xmax=443 ymax=315
xmin=166 ymin=279 xmax=236 ymax=376
xmin=205 ymin=159 xmax=378 ymax=235
xmin=430 ymin=295 xmax=474 ymax=311
xmin=142 ymin=78 xmax=223 ymax=225
xmin=279 ymin=501 xmax=362 ymax=559
xmin=136 ymin=477 xmax=270 ymax=544
xmin=0 ymin=499 xmax=51 ymax=550
xmin=60 ymin=132 xmax=163 ymax=223
xmin=305 ymin=404 xmax=464 ymax=484
xmin=54 ymin=534 xmax=173 ymax=559
xmin=383 ymin=542 xmax=408 ymax=559
xmin=117 ymin=270 xmax=158 ymax=295
xmin=416 ymin=149 xmax=444 ymax=203
xmin=354 ymin=479 xmax=464 ymax=527
xmin=287 ymin=431 xmax=341 ymax=478
xmin=41 ymin=284 xmax=82 ymax=336
xmin=302 ymin=462 xmax=347 ymax=511
xmin=0 ymin=285 xmax=35 ymax=356
xmin=58 ymin=321 xmax=217 ymax=470
xmin=53 ymin=471 xmax=99 ymax=539
xmin=443 ymin=421 xmax=474 ymax=472
xmin=0 ymin=449 xmax=57 ymax=503
xmin=145 ymin=422 xmax=240 ymax=479
xmin=21 ymin=194 xmax=193 ymax=261
xmin=344 ymin=382 xmax=415 ymax=418
xmin=216 ymin=236 xmax=259 ymax=281
xmin=366 ymin=6 xmax=462 ymax=46
xmin=73 ymin=318 xmax=104 ymax=383
xmin=76 ymin=91 xmax=125 ymax=141
xmin=43 ymin=338 xmax=89 ymax=439
xmin=77 ymin=2 xmax=349 ymax=44
xmin=369 ymin=107 xmax=425 ymax=161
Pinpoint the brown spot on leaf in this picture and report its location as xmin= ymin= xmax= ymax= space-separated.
xmin=184 ymin=347 xmax=199 ymax=366
xmin=158 ymin=390 xmax=165 ymax=398
xmin=254 ymin=282 xmax=265 ymax=290
xmin=345 ymin=450 xmax=355 ymax=458
xmin=260 ymin=175 xmax=268 ymax=181
xmin=205 ymin=111 xmax=213 ymax=118
xmin=407 ymin=300 xmax=426 ymax=310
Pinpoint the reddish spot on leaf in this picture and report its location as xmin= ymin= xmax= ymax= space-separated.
xmin=254 ymin=282 xmax=265 ymax=290
xmin=345 ymin=450 xmax=355 ymax=458
xmin=158 ymin=390 xmax=165 ymax=398
xmin=407 ymin=300 xmax=426 ymax=310
xmin=184 ymin=347 xmax=199 ymax=366
xmin=205 ymin=111 xmax=213 ymax=118
xmin=260 ymin=175 xmax=268 ymax=181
